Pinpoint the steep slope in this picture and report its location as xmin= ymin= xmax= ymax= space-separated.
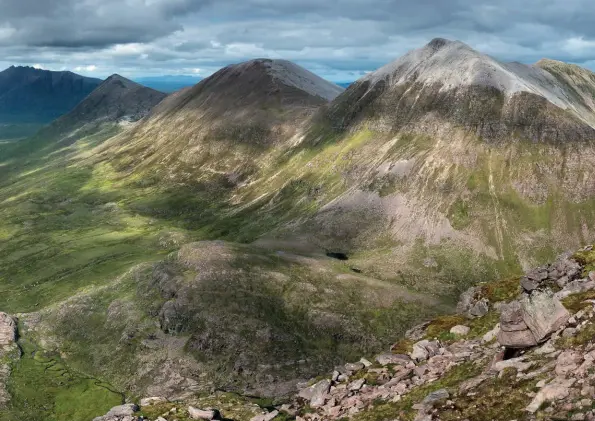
xmin=0 ymin=66 xmax=101 ymax=124
xmin=92 ymin=58 xmax=344 ymax=195
xmin=242 ymin=39 xmax=595 ymax=282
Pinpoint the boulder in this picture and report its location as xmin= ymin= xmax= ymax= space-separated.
xmin=410 ymin=340 xmax=440 ymax=362
xmin=422 ymin=389 xmax=449 ymax=405
xmin=499 ymin=290 xmax=569 ymax=347
xmin=555 ymin=279 xmax=595 ymax=300
xmin=188 ymin=406 xmax=217 ymax=420
xmin=375 ymin=353 xmax=411 ymax=366
xmin=344 ymin=362 xmax=365 ymax=373
xmin=521 ymin=290 xmax=570 ymax=343
xmin=298 ymin=379 xmax=331 ymax=408
xmin=555 ymin=350 xmax=584 ymax=377
xmin=497 ymin=328 xmax=537 ymax=348
xmin=500 ymin=301 xmax=528 ymax=332
xmin=482 ymin=324 xmax=500 ymax=343
xmin=450 ymin=325 xmax=470 ymax=336
xmin=348 ymin=378 xmax=365 ymax=391
xmin=106 ymin=404 xmax=139 ymax=417
xmin=469 ymin=299 xmax=490 ymax=318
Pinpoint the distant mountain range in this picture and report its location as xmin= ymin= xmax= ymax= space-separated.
xmin=133 ymin=75 xmax=203 ymax=93
xmin=0 ymin=66 xmax=101 ymax=124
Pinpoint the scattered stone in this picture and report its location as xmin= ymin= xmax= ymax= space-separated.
xmin=140 ymin=397 xmax=168 ymax=407
xmin=375 ymin=353 xmax=411 ymax=366
xmin=450 ymin=325 xmax=470 ymax=336
xmin=298 ymin=379 xmax=331 ymax=408
xmin=526 ymin=378 xmax=576 ymax=413
xmin=521 ymin=277 xmax=540 ymax=292
xmin=359 ymin=358 xmax=372 ymax=368
xmin=250 ymin=410 xmax=279 ymax=421
xmin=555 ymin=350 xmax=584 ymax=377
xmin=422 ymin=389 xmax=449 ymax=405
xmin=188 ymin=406 xmax=216 ymax=420
xmin=345 ymin=362 xmax=365 ymax=373
xmin=493 ymin=357 xmax=534 ymax=373
xmin=482 ymin=324 xmax=500 ymax=343
xmin=348 ymin=378 xmax=365 ymax=391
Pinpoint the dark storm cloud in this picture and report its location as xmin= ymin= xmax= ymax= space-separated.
xmin=1 ymin=0 xmax=595 ymax=81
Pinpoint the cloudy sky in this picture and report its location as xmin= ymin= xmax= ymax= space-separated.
xmin=1 ymin=0 xmax=595 ymax=82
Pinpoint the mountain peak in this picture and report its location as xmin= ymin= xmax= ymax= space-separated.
xmin=426 ymin=37 xmax=454 ymax=50
xmin=210 ymin=58 xmax=344 ymax=102
xmin=45 ymin=72 xmax=166 ymax=135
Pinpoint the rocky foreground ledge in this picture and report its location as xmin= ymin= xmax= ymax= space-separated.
xmin=48 ymin=246 xmax=595 ymax=420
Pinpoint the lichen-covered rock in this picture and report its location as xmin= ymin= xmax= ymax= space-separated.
xmin=521 ymin=289 xmax=570 ymax=343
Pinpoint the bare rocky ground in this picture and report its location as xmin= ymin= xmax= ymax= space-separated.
xmin=80 ymin=244 xmax=595 ymax=421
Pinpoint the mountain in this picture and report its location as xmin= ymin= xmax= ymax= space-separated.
xmin=5 ymin=42 xmax=595 ymax=420
xmin=336 ymin=81 xmax=353 ymax=89
xmin=0 ymin=66 xmax=102 ymax=124
xmin=93 ymin=58 xmax=345 ymax=182
xmin=134 ymin=75 xmax=203 ymax=93
xmin=327 ymin=38 xmax=595 ymax=142
xmin=45 ymin=74 xmax=167 ymax=136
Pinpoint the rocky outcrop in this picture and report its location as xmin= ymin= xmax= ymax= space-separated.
xmin=498 ymin=252 xmax=584 ymax=348
xmin=0 ymin=312 xmax=18 ymax=409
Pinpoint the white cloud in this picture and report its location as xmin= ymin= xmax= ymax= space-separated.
xmin=74 ymin=64 xmax=98 ymax=72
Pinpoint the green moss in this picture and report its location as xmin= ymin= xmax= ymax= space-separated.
xmin=479 ymin=277 xmax=521 ymax=302
xmin=572 ymin=247 xmax=595 ymax=275
xmin=424 ymin=315 xmax=467 ymax=339
xmin=447 ymin=199 xmax=471 ymax=230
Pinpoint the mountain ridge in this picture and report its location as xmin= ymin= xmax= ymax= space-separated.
xmin=0 ymin=66 xmax=102 ymax=124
